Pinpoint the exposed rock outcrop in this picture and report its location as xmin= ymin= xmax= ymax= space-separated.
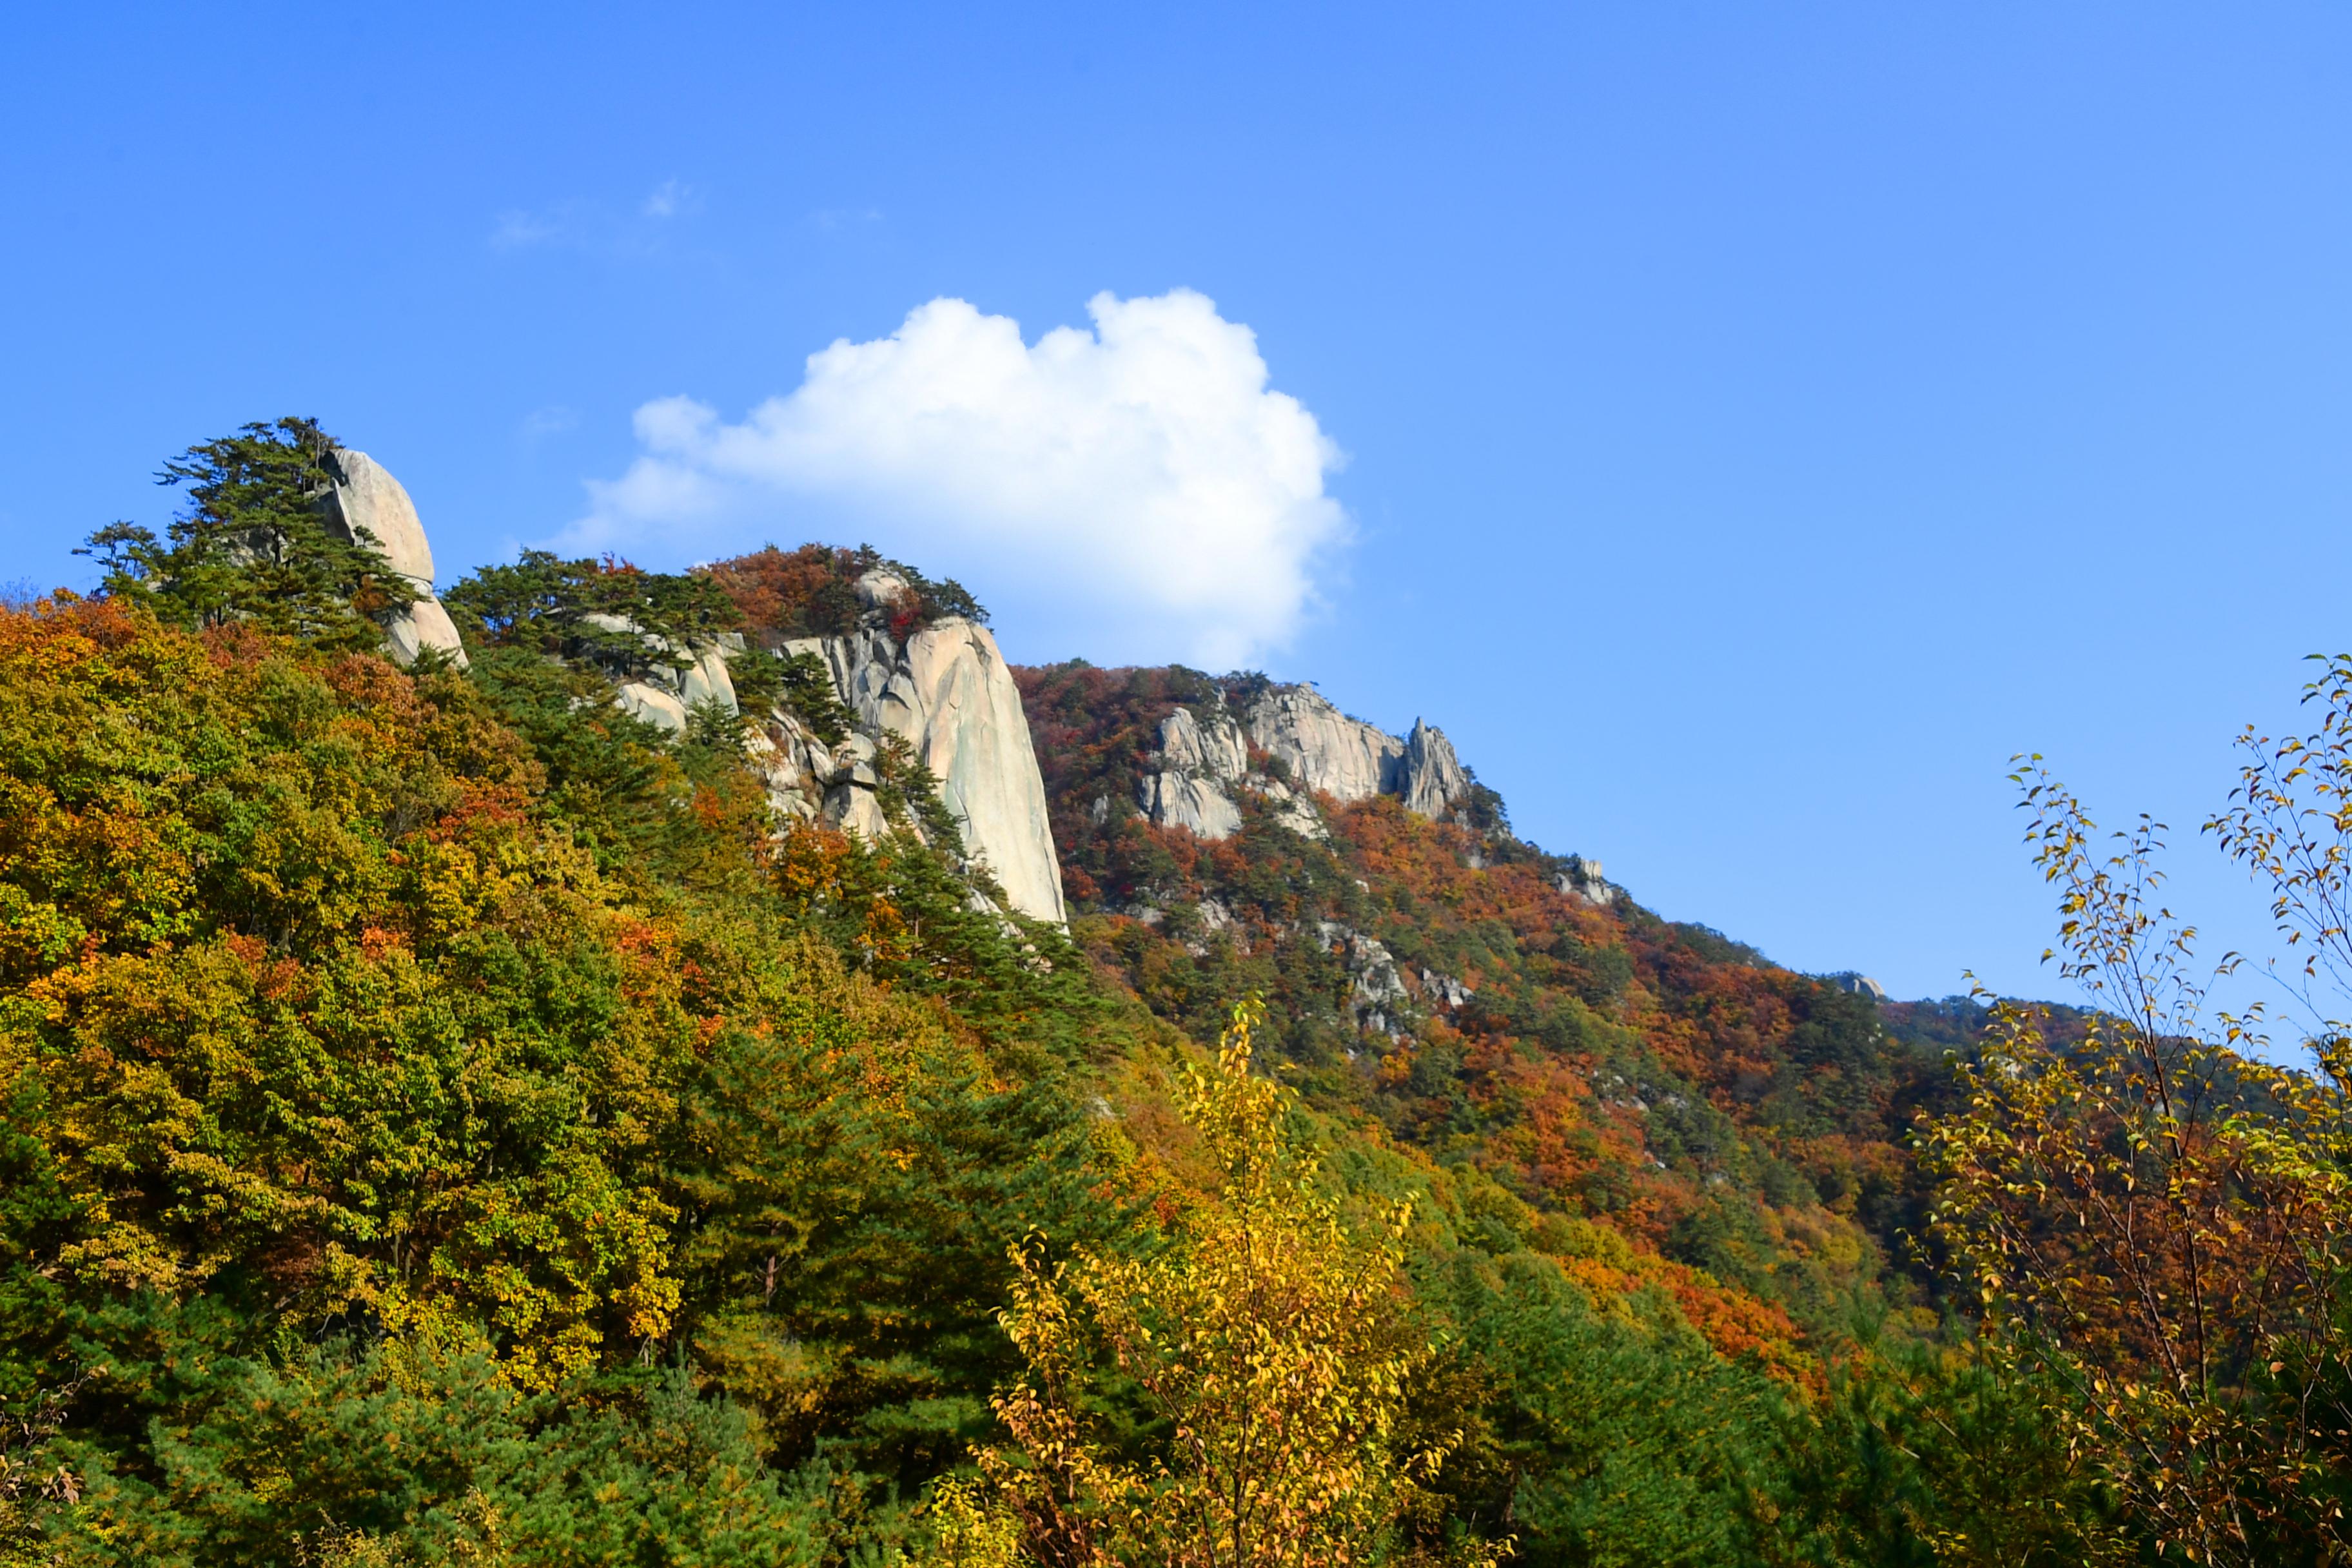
xmin=751 ymin=572 xmax=1067 ymax=926
xmin=1398 ymin=720 xmax=1468 ymax=818
xmin=1142 ymin=769 xmax=1244 ymax=840
xmin=1246 ymin=685 xmax=1404 ymax=805
xmin=1160 ymin=705 xmax=1250 ymax=778
xmin=1133 ymin=697 xmax=1334 ymax=843
xmin=1135 ymin=707 xmax=1248 ymax=839
xmin=1132 ymin=682 xmax=1473 ymax=844
xmin=320 ymin=450 xmax=468 ymax=669
xmin=577 ymin=614 xmax=741 ymax=736
xmin=1313 ymin=919 xmax=1411 ymax=1037
xmin=338 ymin=471 xmax=1066 ymax=925
xmin=1554 ymin=856 xmax=1616 ymax=907
xmin=1420 ymin=968 xmax=1473 ymax=1011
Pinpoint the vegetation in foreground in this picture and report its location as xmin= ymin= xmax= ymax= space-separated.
xmin=6 ymin=422 xmax=2352 ymax=1563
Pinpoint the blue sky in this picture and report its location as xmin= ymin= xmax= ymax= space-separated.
xmin=6 ymin=3 xmax=2351 ymax=1007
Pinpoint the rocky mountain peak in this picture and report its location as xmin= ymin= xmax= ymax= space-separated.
xmin=1130 ymin=679 xmax=1476 ymax=843
xmin=1398 ymin=719 xmax=1468 ymax=818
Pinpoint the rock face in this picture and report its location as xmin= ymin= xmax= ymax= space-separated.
xmin=1246 ymin=685 xmax=1404 ymax=805
xmin=1161 ymin=706 xmax=1250 ymax=778
xmin=1132 ymin=682 xmax=1473 ymax=844
xmin=1398 ymin=720 xmax=1469 ymax=818
xmin=1135 ymin=707 xmax=1249 ymax=839
xmin=1142 ymin=769 xmax=1244 ymax=841
xmin=580 ymin=614 xmax=741 ymax=737
xmin=320 ymin=450 xmax=468 ymax=669
xmin=1553 ymin=856 xmax=1616 ymax=907
xmin=750 ymin=573 xmax=1068 ymax=926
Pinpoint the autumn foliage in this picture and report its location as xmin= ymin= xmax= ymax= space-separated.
xmin=19 ymin=424 xmax=2328 ymax=1564
xmin=1921 ymin=670 xmax=2352 ymax=1565
xmin=937 ymin=1003 xmax=1501 ymax=1568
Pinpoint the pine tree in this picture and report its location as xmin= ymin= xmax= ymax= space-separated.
xmin=77 ymin=417 xmax=411 ymax=652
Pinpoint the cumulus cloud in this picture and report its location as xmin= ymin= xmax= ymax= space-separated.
xmin=564 ymin=289 xmax=1348 ymax=665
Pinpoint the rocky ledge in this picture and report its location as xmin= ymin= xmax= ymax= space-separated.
xmin=588 ymin=569 xmax=1068 ymax=927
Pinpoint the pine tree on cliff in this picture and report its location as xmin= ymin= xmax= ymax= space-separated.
xmin=77 ymin=416 xmax=413 ymax=652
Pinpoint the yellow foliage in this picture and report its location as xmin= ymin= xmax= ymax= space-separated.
xmin=930 ymin=1001 xmax=1505 ymax=1568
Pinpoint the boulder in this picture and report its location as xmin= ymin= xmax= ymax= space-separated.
xmin=825 ymin=778 xmax=893 ymax=840
xmin=613 ymin=680 xmax=689 ymax=735
xmin=382 ymin=596 xmax=468 ymax=669
xmin=324 ymin=448 xmax=436 ymax=586
xmin=679 ymin=647 xmax=736 ymax=712
xmin=320 ymin=449 xmax=468 ymax=669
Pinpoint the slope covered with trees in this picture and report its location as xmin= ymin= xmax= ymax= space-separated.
xmin=10 ymin=422 xmax=2352 ymax=1565
xmin=1014 ymin=662 xmax=1965 ymax=1346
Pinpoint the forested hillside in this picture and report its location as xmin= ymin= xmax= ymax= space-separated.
xmin=1015 ymin=661 xmax=1974 ymax=1347
xmin=8 ymin=424 xmax=2352 ymax=1567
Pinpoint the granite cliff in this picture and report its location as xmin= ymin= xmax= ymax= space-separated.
xmin=343 ymin=452 xmax=1581 ymax=943
xmin=744 ymin=571 xmax=1067 ymax=925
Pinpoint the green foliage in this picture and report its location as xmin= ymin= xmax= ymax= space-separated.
xmin=872 ymin=736 xmax=968 ymax=854
xmin=729 ymin=649 xmax=854 ymax=745
xmin=442 ymin=549 xmax=743 ymax=680
xmin=0 ymin=593 xmax=1135 ymax=1560
xmin=1767 ymin=1336 xmax=2129 ymax=1567
xmin=55 ymin=1346 xmax=843 ymax=1567
xmin=1435 ymin=1249 xmax=1782 ymax=1567
xmin=76 ymin=418 xmax=413 ymax=653
xmin=15 ymin=436 xmax=2228 ymax=1564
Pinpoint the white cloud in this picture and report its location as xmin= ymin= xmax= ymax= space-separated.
xmin=564 ymin=290 xmax=1348 ymax=666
